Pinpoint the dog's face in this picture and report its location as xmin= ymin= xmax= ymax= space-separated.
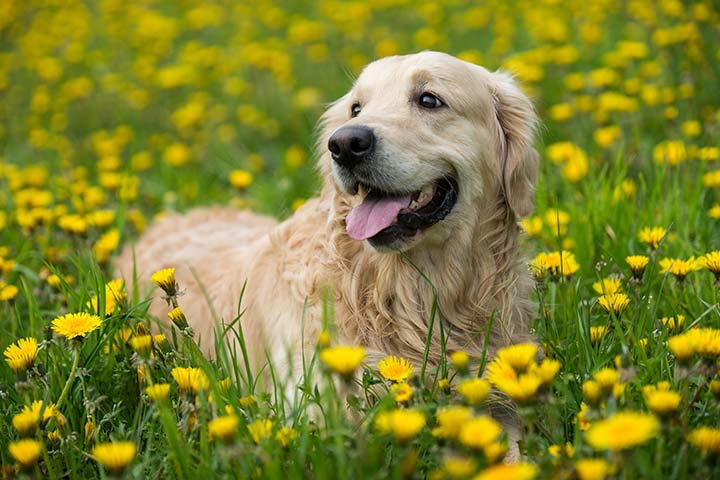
xmin=320 ymin=51 xmax=539 ymax=251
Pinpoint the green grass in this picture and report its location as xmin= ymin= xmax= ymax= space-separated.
xmin=1 ymin=0 xmax=720 ymax=478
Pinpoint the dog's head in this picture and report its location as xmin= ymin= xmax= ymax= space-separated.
xmin=318 ymin=51 xmax=539 ymax=251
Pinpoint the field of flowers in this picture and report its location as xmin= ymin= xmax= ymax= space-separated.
xmin=2 ymin=0 xmax=720 ymax=478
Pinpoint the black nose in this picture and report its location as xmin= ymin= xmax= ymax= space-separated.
xmin=328 ymin=125 xmax=375 ymax=168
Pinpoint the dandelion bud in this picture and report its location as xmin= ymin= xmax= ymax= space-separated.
xmin=84 ymin=420 xmax=95 ymax=443
xmin=709 ymin=379 xmax=720 ymax=401
xmin=582 ymin=380 xmax=601 ymax=406
xmin=129 ymin=334 xmax=153 ymax=357
xmin=168 ymin=306 xmax=189 ymax=330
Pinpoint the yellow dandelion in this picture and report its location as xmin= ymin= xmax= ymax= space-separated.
xmin=496 ymin=343 xmax=538 ymax=372
xmin=582 ymin=380 xmax=602 ymax=406
xmin=458 ymin=416 xmax=502 ymax=450
xmin=9 ymin=439 xmax=43 ymax=470
xmin=151 ymin=267 xmax=177 ymax=296
xmin=668 ymin=334 xmax=695 ymax=363
xmin=450 ymin=350 xmax=469 ymax=372
xmin=51 ymin=312 xmax=102 ymax=340
xmin=577 ymin=403 xmax=591 ymax=431
xmin=589 ymin=326 xmax=606 ymax=346
xmin=167 ymin=306 xmax=190 ymax=330
xmin=0 ymin=282 xmax=19 ymax=301
xmin=528 ymin=358 xmax=561 ymax=386
xmin=375 ymin=408 xmax=426 ymax=443
xmin=229 ymin=169 xmax=253 ymax=189
xmin=659 ymin=257 xmax=702 ymax=281
xmin=529 ymin=250 xmax=579 ymax=280
xmin=87 ymin=279 xmax=127 ymax=316
xmin=247 ymin=418 xmax=273 ymax=444
xmin=642 ymin=382 xmax=681 ymax=416
xmin=702 ymin=251 xmax=720 ymax=281
xmin=4 ymin=337 xmax=39 ymax=373
xmin=688 ymin=427 xmax=720 ymax=454
xmin=239 ymin=394 xmax=256 ymax=408
xmin=320 ymin=345 xmax=365 ymax=378
xmin=391 ymin=382 xmax=413 ymax=403
xmin=145 ymin=383 xmax=171 ymax=402
xmin=592 ymin=368 xmax=620 ymax=392
xmin=276 ymin=426 xmax=298 ymax=447
xmin=472 ymin=462 xmax=538 ymax=480
xmin=626 ymin=255 xmax=650 ymax=279
xmin=598 ymin=293 xmax=630 ymax=315
xmin=432 ymin=406 xmax=473 ymax=440
xmin=661 ymin=315 xmax=685 ymax=331
xmin=585 ymin=411 xmax=659 ymax=450
xmin=377 ymin=355 xmax=414 ymax=382
xmin=129 ymin=335 xmax=153 ymax=356
xmin=438 ymin=378 xmax=451 ymax=393
xmin=171 ymin=366 xmax=209 ymax=394
xmin=443 ymin=456 xmax=477 ymax=478
xmin=208 ymin=414 xmax=239 ymax=441
xmin=487 ymin=358 xmax=542 ymax=403
xmin=575 ymin=458 xmax=611 ymax=480
xmin=638 ymin=226 xmax=666 ymax=250
xmin=92 ymin=441 xmax=136 ymax=473
xmin=457 ymin=378 xmax=491 ymax=405
xmin=592 ymin=278 xmax=622 ymax=295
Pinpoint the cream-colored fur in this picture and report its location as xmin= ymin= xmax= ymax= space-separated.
xmin=117 ymin=51 xmax=539 ymax=457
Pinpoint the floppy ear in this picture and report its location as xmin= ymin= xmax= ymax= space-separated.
xmin=492 ymin=71 xmax=539 ymax=218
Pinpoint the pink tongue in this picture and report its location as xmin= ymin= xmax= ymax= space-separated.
xmin=346 ymin=194 xmax=411 ymax=240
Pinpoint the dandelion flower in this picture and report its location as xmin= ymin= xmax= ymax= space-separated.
xmin=9 ymin=439 xmax=43 ymax=470
xmin=660 ymin=315 xmax=684 ymax=331
xmin=276 ymin=426 xmax=298 ymax=447
xmin=129 ymin=335 xmax=153 ymax=356
xmin=92 ymin=441 xmax=136 ymax=473
xmin=51 ymin=312 xmax=102 ymax=340
xmin=575 ymin=458 xmax=610 ymax=480
xmin=4 ymin=337 xmax=39 ymax=373
xmin=487 ymin=359 xmax=542 ymax=404
xmin=702 ymin=251 xmax=720 ymax=281
xmin=247 ymin=418 xmax=273 ymax=444
xmin=320 ymin=345 xmax=365 ymax=378
xmin=450 ymin=350 xmax=469 ymax=372
xmin=687 ymin=426 xmax=720 ymax=454
xmin=432 ymin=406 xmax=473 ymax=440
xmin=171 ymin=366 xmax=209 ymax=394
xmin=229 ymin=169 xmax=253 ymax=189
xmin=167 ymin=306 xmax=190 ymax=330
xmin=577 ymin=403 xmax=591 ymax=431
xmin=528 ymin=358 xmax=561 ymax=386
xmin=375 ymin=408 xmax=426 ymax=443
xmin=626 ymin=255 xmax=649 ymax=279
xmin=458 ymin=416 xmax=502 ymax=450
xmin=592 ymin=368 xmax=620 ymax=392
xmin=592 ymin=278 xmax=622 ymax=295
xmin=638 ymin=226 xmax=666 ymax=250
xmin=598 ymin=293 xmax=630 ymax=315
xmin=589 ymin=326 xmax=606 ymax=345
xmin=151 ymin=267 xmax=177 ymax=296
xmin=391 ymin=382 xmax=413 ymax=403
xmin=239 ymin=394 xmax=256 ymax=408
xmin=642 ymin=382 xmax=681 ymax=416
xmin=585 ymin=411 xmax=659 ymax=450
xmin=473 ymin=462 xmax=538 ymax=480
xmin=87 ymin=279 xmax=126 ymax=316
xmin=208 ymin=414 xmax=239 ymax=441
xmin=377 ymin=355 xmax=413 ymax=382
xmin=443 ymin=457 xmax=476 ymax=478
xmin=582 ymin=380 xmax=602 ymax=406
xmin=659 ymin=257 xmax=702 ymax=281
xmin=529 ymin=251 xmax=579 ymax=280
xmin=145 ymin=383 xmax=171 ymax=402
xmin=496 ymin=343 xmax=538 ymax=372
xmin=0 ymin=282 xmax=19 ymax=301
xmin=457 ymin=378 xmax=491 ymax=405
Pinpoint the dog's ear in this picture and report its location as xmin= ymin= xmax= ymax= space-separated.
xmin=492 ymin=72 xmax=539 ymax=218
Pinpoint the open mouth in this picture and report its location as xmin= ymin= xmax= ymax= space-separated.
xmin=345 ymin=176 xmax=459 ymax=247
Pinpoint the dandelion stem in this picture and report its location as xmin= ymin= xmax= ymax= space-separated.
xmin=55 ymin=344 xmax=81 ymax=412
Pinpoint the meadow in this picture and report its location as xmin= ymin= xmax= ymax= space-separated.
xmin=1 ymin=0 xmax=720 ymax=478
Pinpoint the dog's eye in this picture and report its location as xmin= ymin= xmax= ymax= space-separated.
xmin=351 ymin=104 xmax=361 ymax=117
xmin=418 ymin=93 xmax=444 ymax=109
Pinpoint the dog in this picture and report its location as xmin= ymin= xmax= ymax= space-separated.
xmin=117 ymin=51 xmax=539 ymax=456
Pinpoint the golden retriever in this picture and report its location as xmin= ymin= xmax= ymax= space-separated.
xmin=117 ymin=51 xmax=539 ymax=456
